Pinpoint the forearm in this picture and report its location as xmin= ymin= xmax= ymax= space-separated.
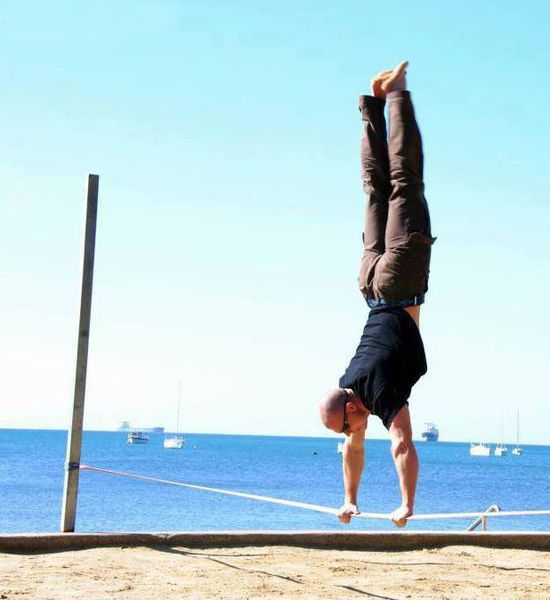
xmin=393 ymin=442 xmax=419 ymax=509
xmin=342 ymin=443 xmax=364 ymax=504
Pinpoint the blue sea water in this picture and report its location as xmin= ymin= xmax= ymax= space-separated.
xmin=0 ymin=429 xmax=549 ymax=533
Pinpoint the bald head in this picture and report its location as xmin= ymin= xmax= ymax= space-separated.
xmin=318 ymin=387 xmax=348 ymax=432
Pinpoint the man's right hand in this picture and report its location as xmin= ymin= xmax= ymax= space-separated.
xmin=337 ymin=503 xmax=360 ymax=524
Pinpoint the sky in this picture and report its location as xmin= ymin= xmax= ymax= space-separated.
xmin=1 ymin=0 xmax=549 ymax=444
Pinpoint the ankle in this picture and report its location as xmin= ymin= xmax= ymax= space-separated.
xmin=382 ymin=79 xmax=407 ymax=94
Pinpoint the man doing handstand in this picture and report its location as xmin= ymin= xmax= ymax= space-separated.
xmin=318 ymin=61 xmax=435 ymax=528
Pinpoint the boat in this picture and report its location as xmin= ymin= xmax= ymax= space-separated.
xmin=494 ymin=419 xmax=508 ymax=456
xmin=421 ymin=422 xmax=439 ymax=442
xmin=337 ymin=441 xmax=345 ymax=454
xmin=164 ymin=382 xmax=184 ymax=450
xmin=164 ymin=436 xmax=184 ymax=449
xmin=127 ymin=431 xmax=149 ymax=444
xmin=118 ymin=422 xmax=164 ymax=433
xmin=512 ymin=410 xmax=523 ymax=456
xmin=470 ymin=442 xmax=490 ymax=456
xmin=494 ymin=443 xmax=508 ymax=457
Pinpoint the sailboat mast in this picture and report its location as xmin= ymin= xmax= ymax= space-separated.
xmin=516 ymin=409 xmax=520 ymax=448
xmin=176 ymin=381 xmax=181 ymax=435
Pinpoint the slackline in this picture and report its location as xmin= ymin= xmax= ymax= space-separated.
xmin=79 ymin=464 xmax=550 ymax=521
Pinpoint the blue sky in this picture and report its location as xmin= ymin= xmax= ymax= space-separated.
xmin=1 ymin=0 xmax=549 ymax=444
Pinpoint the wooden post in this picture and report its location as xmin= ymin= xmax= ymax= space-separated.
xmin=60 ymin=174 xmax=100 ymax=533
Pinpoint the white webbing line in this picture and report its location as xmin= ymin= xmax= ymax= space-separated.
xmin=80 ymin=464 xmax=550 ymax=521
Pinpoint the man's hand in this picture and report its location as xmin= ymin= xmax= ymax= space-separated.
xmin=337 ymin=503 xmax=360 ymax=524
xmin=390 ymin=504 xmax=413 ymax=528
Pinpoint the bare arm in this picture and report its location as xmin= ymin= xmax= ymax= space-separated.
xmin=338 ymin=428 xmax=366 ymax=523
xmin=388 ymin=405 xmax=419 ymax=527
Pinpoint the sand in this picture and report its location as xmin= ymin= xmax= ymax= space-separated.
xmin=1 ymin=544 xmax=549 ymax=600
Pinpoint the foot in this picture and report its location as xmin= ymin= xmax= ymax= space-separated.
xmin=381 ymin=60 xmax=409 ymax=94
xmin=390 ymin=504 xmax=413 ymax=528
xmin=370 ymin=69 xmax=392 ymax=99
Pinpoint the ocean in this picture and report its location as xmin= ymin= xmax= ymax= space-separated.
xmin=1 ymin=429 xmax=549 ymax=533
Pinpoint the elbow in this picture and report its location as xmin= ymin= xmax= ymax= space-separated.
xmin=391 ymin=438 xmax=413 ymax=460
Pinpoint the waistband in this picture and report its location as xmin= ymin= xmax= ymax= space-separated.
xmin=367 ymin=293 xmax=425 ymax=309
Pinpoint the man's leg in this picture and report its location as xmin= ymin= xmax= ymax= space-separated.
xmin=388 ymin=405 xmax=419 ymax=527
xmin=357 ymin=75 xmax=393 ymax=301
xmin=373 ymin=67 xmax=435 ymax=303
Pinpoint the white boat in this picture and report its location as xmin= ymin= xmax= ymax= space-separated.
xmin=337 ymin=441 xmax=345 ymax=454
xmin=494 ymin=419 xmax=508 ymax=456
xmin=127 ymin=431 xmax=149 ymax=444
xmin=164 ymin=436 xmax=184 ymax=449
xmin=164 ymin=382 xmax=185 ymax=450
xmin=470 ymin=442 xmax=490 ymax=456
xmin=511 ymin=410 xmax=523 ymax=455
xmin=494 ymin=443 xmax=508 ymax=457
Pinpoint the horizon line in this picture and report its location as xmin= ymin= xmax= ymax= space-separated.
xmin=0 ymin=427 xmax=546 ymax=447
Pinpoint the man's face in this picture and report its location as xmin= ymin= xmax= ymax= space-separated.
xmin=329 ymin=393 xmax=367 ymax=436
xmin=341 ymin=404 xmax=368 ymax=437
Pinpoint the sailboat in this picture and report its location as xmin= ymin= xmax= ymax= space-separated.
xmin=494 ymin=443 xmax=508 ymax=457
xmin=494 ymin=421 xmax=508 ymax=456
xmin=512 ymin=410 xmax=523 ymax=456
xmin=164 ymin=382 xmax=185 ymax=449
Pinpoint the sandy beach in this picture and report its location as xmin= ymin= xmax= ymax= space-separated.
xmin=1 ymin=544 xmax=549 ymax=600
